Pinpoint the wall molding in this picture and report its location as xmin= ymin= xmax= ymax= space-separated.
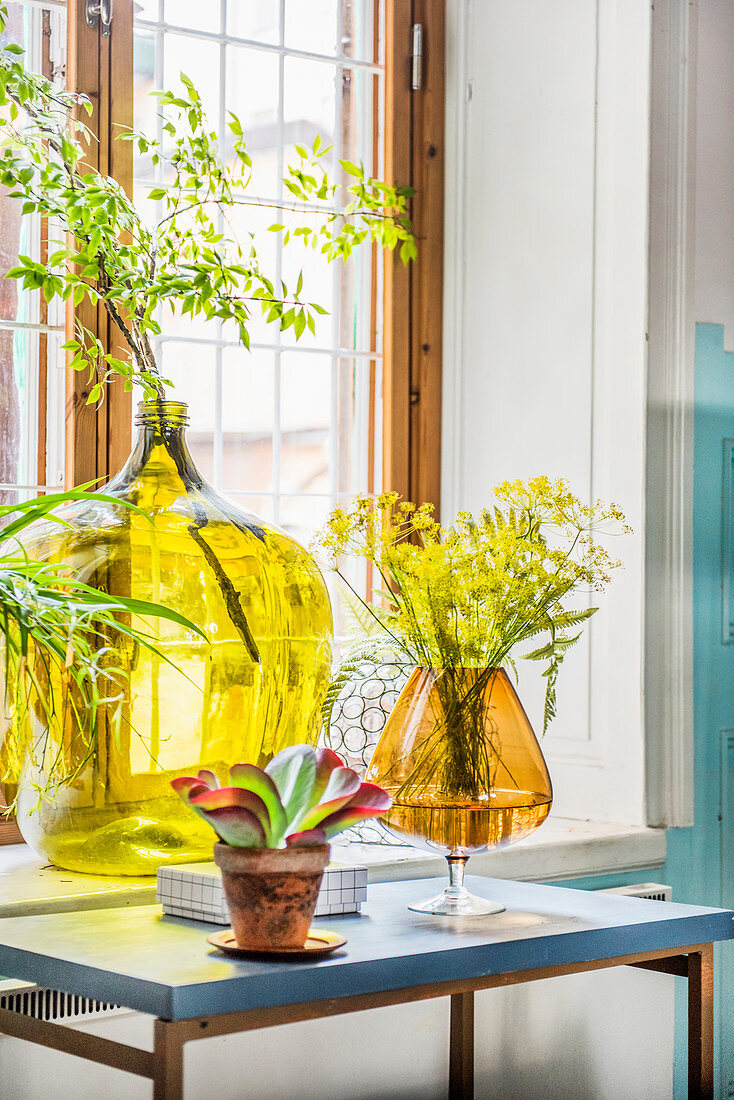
xmin=644 ymin=0 xmax=697 ymax=827
xmin=721 ymin=442 xmax=734 ymax=644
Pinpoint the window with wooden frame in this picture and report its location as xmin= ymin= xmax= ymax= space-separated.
xmin=66 ymin=0 xmax=444 ymax=520
xmin=0 ymin=0 xmax=444 ymax=843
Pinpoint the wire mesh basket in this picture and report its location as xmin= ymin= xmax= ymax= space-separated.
xmin=322 ymin=655 xmax=409 ymax=845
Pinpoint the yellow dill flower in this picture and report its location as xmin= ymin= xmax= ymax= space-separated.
xmin=315 ymin=481 xmax=629 ymax=734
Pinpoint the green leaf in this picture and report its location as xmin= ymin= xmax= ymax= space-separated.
xmin=265 ymin=746 xmax=318 ymax=828
xmin=107 ymin=596 xmax=207 ymax=639
xmin=229 ymin=764 xmax=287 ymax=846
xmin=193 ymin=805 xmax=266 ymax=847
xmin=190 ymin=787 xmax=271 ymax=840
xmin=295 ymin=768 xmax=361 ymax=831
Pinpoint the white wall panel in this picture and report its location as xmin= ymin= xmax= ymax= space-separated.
xmin=443 ymin=0 xmax=650 ymax=824
xmin=0 ymin=966 xmax=673 ymax=1099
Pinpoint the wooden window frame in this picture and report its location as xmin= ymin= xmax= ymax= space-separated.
xmin=384 ymin=0 xmax=444 ymax=514
xmin=66 ymin=0 xmax=133 ymax=485
xmin=65 ymin=0 xmax=445 ymax=513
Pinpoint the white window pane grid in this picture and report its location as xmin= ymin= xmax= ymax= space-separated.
xmin=133 ymin=0 xmax=384 ymax=564
xmin=0 ymin=1 xmax=66 ymax=505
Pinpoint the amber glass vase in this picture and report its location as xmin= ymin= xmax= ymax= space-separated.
xmin=14 ymin=401 xmax=333 ymax=875
xmin=366 ymin=667 xmax=552 ymax=914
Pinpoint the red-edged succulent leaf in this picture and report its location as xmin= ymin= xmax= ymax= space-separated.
xmin=229 ymin=763 xmax=287 ymax=846
xmin=190 ymin=786 xmax=272 ymax=843
xmin=317 ymin=784 xmax=393 ymax=840
xmin=310 ymin=747 xmax=346 ymax=804
xmin=295 ymin=766 xmax=362 ymax=831
xmin=318 ymin=805 xmax=388 ymax=839
xmin=285 ymin=828 xmax=327 ymax=847
xmin=196 ymin=768 xmax=219 ymax=789
xmin=203 ymin=806 xmax=267 ymax=848
xmin=170 ymin=776 xmax=210 ymax=803
xmin=347 ymin=782 xmax=393 ymax=811
xmin=265 ymin=745 xmax=317 ymax=825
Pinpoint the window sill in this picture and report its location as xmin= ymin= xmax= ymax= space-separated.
xmin=331 ymin=817 xmax=667 ymax=885
xmin=0 ymin=847 xmax=157 ymax=918
xmin=0 ymin=816 xmax=666 ymax=919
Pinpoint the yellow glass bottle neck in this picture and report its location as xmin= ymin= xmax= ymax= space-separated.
xmin=109 ymin=403 xmax=205 ymax=498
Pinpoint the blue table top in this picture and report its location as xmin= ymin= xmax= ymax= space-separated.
xmin=0 ymin=876 xmax=730 ymax=1020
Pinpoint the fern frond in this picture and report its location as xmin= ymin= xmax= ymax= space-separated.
xmin=338 ymin=582 xmax=386 ymax=638
xmin=524 ymin=630 xmax=581 ymax=662
xmin=543 ymin=677 xmax=557 ymax=731
xmin=552 ymin=606 xmax=598 ymax=629
xmin=504 ymin=655 xmax=519 ymax=682
xmin=535 ymin=630 xmax=584 ymax=733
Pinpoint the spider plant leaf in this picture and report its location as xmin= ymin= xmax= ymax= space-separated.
xmin=64 ymin=589 xmax=208 ymax=640
xmin=0 ymin=489 xmax=153 ymax=542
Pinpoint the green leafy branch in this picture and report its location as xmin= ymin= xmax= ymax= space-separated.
xmin=0 ymin=10 xmax=415 ymax=399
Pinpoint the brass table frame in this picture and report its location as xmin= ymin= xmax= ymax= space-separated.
xmin=0 ymin=939 xmax=714 ymax=1099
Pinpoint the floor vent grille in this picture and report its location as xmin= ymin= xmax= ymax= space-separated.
xmin=0 ymin=982 xmax=121 ymax=1022
xmin=598 ymin=882 xmax=673 ymax=902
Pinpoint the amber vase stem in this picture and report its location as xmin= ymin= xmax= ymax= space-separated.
xmin=445 ymin=854 xmax=469 ymax=899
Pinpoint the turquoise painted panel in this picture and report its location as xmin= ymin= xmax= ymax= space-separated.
xmin=721 ymin=731 xmax=734 ymax=1097
xmin=552 ymin=324 xmax=734 ymax=1098
xmin=666 ymin=323 xmax=734 ymax=1098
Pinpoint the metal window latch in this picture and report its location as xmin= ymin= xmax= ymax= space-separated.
xmin=411 ymin=23 xmax=423 ymax=91
xmin=86 ymin=0 xmax=112 ymax=36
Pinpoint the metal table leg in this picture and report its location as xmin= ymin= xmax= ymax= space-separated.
xmin=154 ymin=1018 xmax=185 ymax=1100
xmin=449 ymin=991 xmax=474 ymax=1100
xmin=688 ymin=944 xmax=714 ymax=1099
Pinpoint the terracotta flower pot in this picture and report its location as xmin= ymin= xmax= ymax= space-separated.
xmin=213 ymin=842 xmax=330 ymax=950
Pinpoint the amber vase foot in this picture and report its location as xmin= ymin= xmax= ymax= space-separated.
xmin=408 ymin=855 xmax=506 ymax=917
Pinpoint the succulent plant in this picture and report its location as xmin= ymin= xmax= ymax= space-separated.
xmin=171 ymin=745 xmax=391 ymax=848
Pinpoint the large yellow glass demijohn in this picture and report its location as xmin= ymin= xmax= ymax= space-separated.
xmin=14 ymin=401 xmax=333 ymax=875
